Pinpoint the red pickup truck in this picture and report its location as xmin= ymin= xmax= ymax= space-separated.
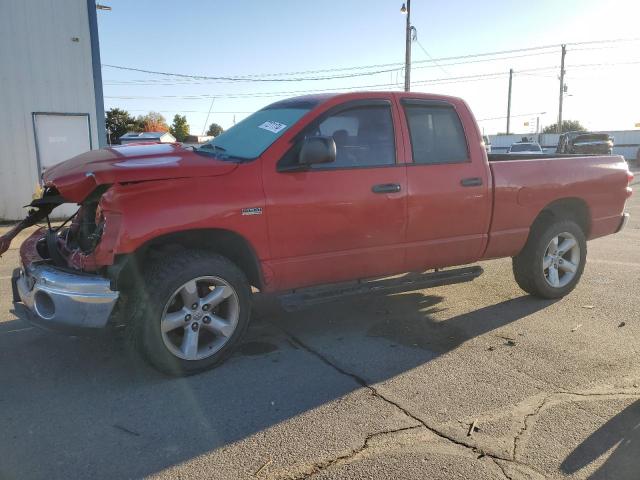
xmin=2 ymin=92 xmax=633 ymax=375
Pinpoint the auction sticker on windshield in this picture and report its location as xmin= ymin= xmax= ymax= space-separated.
xmin=258 ymin=121 xmax=287 ymax=134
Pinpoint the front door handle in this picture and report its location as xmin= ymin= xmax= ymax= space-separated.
xmin=372 ymin=183 xmax=401 ymax=194
xmin=460 ymin=177 xmax=483 ymax=187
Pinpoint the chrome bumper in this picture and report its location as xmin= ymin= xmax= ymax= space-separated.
xmin=13 ymin=262 xmax=119 ymax=332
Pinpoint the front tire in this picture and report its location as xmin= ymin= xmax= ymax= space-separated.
xmin=128 ymin=250 xmax=251 ymax=375
xmin=513 ymin=218 xmax=587 ymax=299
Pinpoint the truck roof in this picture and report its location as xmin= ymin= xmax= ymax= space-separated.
xmin=264 ymin=91 xmax=465 ymax=109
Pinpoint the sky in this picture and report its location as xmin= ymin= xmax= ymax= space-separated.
xmin=97 ymin=0 xmax=640 ymax=135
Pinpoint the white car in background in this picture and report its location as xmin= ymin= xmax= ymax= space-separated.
xmin=507 ymin=142 xmax=544 ymax=154
xmin=482 ymin=135 xmax=492 ymax=154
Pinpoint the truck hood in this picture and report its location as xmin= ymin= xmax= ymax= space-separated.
xmin=42 ymin=143 xmax=238 ymax=202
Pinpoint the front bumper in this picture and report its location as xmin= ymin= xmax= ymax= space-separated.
xmin=12 ymin=235 xmax=119 ymax=333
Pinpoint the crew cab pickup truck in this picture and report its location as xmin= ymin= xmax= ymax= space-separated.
xmin=1 ymin=92 xmax=633 ymax=375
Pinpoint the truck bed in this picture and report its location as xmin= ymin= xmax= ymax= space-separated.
xmin=488 ymin=153 xmax=581 ymax=161
xmin=482 ymin=154 xmax=630 ymax=260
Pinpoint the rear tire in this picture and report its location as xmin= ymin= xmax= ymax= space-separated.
xmin=127 ymin=249 xmax=251 ymax=376
xmin=513 ymin=218 xmax=587 ymax=299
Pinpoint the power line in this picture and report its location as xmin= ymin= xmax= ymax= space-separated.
xmin=105 ymin=69 xmax=554 ymax=101
xmin=104 ymin=58 xmax=640 ymax=102
xmin=102 ymin=44 xmax=555 ymax=83
xmin=476 ymin=112 xmax=547 ymax=122
xmin=102 ymin=63 xmax=404 ymax=83
xmin=101 ymin=38 xmax=640 ymax=87
xmin=101 ymin=38 xmax=639 ymax=84
xmin=103 ymin=50 xmax=553 ymax=86
xmin=100 ymin=45 xmax=630 ymax=86
xmin=413 ymin=39 xmax=450 ymax=75
xmin=103 ymin=51 xmax=562 ymax=87
xmin=567 ymin=59 xmax=640 ymax=69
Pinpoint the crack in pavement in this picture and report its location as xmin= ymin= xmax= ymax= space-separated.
xmin=489 ymin=457 xmax=514 ymax=480
xmin=511 ymin=388 xmax=640 ymax=461
xmin=513 ymin=394 xmax=553 ymax=459
xmin=270 ymin=322 xmax=640 ymax=479
xmin=280 ymin=425 xmax=422 ymax=480
xmin=272 ymin=324 xmax=518 ymax=479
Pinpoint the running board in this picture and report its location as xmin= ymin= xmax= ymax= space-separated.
xmin=278 ymin=265 xmax=483 ymax=312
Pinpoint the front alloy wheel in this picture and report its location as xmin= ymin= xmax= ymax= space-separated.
xmin=161 ymin=277 xmax=239 ymax=361
xmin=129 ymin=250 xmax=251 ymax=375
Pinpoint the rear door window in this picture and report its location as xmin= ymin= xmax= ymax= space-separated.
xmin=403 ymin=104 xmax=469 ymax=165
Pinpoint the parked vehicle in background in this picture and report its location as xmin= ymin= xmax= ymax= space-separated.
xmin=507 ymin=142 xmax=544 ymax=154
xmin=482 ymin=135 xmax=492 ymax=154
xmin=557 ymin=131 xmax=583 ymax=153
xmin=1 ymin=91 xmax=633 ymax=375
xmin=557 ymin=131 xmax=614 ymax=155
xmin=570 ymin=133 xmax=614 ymax=155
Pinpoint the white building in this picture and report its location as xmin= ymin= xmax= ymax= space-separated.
xmin=119 ymin=131 xmax=176 ymax=144
xmin=0 ymin=0 xmax=105 ymax=220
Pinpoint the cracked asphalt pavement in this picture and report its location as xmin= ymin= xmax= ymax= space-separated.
xmin=1 ymin=169 xmax=638 ymax=479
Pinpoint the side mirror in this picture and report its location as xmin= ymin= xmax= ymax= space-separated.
xmin=299 ymin=136 xmax=336 ymax=166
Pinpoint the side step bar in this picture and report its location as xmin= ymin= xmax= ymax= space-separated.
xmin=278 ymin=265 xmax=483 ymax=312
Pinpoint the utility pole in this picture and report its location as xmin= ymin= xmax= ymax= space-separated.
xmin=557 ymin=44 xmax=566 ymax=133
xmin=201 ymin=97 xmax=215 ymax=136
xmin=506 ymin=68 xmax=513 ymax=134
xmin=402 ymin=0 xmax=412 ymax=92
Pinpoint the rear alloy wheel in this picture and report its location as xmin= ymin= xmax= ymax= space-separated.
xmin=513 ymin=218 xmax=587 ymax=299
xmin=542 ymin=232 xmax=581 ymax=289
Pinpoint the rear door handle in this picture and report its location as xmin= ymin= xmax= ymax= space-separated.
xmin=372 ymin=183 xmax=401 ymax=194
xmin=460 ymin=177 xmax=483 ymax=187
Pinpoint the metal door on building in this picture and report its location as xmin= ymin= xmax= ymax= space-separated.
xmin=33 ymin=112 xmax=92 ymax=217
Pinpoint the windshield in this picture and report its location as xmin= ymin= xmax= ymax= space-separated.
xmin=510 ymin=143 xmax=541 ymax=152
xmin=197 ymin=107 xmax=311 ymax=160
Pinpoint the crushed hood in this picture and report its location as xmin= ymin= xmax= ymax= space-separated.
xmin=42 ymin=142 xmax=238 ymax=202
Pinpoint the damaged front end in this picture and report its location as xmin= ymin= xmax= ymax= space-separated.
xmin=6 ymin=186 xmax=121 ymax=333
xmin=38 ymin=185 xmax=120 ymax=272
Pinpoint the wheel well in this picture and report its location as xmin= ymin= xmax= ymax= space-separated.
xmin=114 ymin=229 xmax=264 ymax=290
xmin=534 ymin=198 xmax=591 ymax=235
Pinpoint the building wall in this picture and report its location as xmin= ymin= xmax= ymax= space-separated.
xmin=0 ymin=0 xmax=103 ymax=220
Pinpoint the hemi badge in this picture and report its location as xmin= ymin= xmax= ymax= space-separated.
xmin=241 ymin=207 xmax=263 ymax=216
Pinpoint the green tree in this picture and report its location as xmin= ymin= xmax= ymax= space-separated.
xmin=105 ymin=108 xmax=137 ymax=144
xmin=542 ymin=120 xmax=587 ymax=134
xmin=206 ymin=123 xmax=224 ymax=137
xmin=169 ymin=114 xmax=190 ymax=142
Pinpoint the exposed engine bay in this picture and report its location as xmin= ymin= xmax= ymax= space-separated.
xmin=0 ymin=186 xmax=108 ymax=272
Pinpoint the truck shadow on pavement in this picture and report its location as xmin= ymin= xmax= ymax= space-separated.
xmin=0 ymin=292 xmax=553 ymax=479
xmin=560 ymin=400 xmax=640 ymax=480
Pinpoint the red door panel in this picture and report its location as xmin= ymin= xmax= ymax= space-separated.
xmin=399 ymin=97 xmax=492 ymax=270
xmin=405 ymin=163 xmax=490 ymax=268
xmin=263 ymin=166 xmax=407 ymax=290
xmin=262 ymin=98 xmax=408 ymax=291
